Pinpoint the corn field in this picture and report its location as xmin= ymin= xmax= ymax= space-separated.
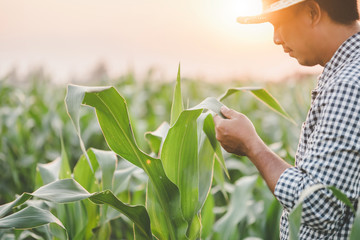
xmin=1 ymin=68 xmax=359 ymax=240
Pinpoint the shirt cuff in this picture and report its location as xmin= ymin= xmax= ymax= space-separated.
xmin=274 ymin=167 xmax=304 ymax=211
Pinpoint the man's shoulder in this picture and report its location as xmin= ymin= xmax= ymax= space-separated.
xmin=326 ymin=57 xmax=360 ymax=90
xmin=315 ymin=65 xmax=360 ymax=106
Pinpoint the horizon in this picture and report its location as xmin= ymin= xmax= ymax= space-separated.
xmin=0 ymin=0 xmax=325 ymax=83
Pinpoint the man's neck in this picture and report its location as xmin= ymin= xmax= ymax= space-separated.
xmin=319 ymin=21 xmax=360 ymax=66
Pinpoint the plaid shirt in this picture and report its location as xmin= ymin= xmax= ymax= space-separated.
xmin=274 ymin=32 xmax=360 ymax=239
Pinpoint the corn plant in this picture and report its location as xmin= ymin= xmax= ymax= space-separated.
xmin=0 ymin=67 xmax=315 ymax=239
xmin=0 ymin=72 xmax=109 ymax=206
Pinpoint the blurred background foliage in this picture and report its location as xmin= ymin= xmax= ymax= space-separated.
xmin=0 ymin=68 xmax=317 ymax=239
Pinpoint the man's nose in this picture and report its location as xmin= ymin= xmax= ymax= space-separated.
xmin=273 ymin=28 xmax=283 ymax=45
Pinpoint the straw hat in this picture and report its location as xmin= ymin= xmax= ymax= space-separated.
xmin=237 ymin=0 xmax=307 ymax=24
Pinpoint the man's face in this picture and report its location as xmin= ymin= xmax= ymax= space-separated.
xmin=268 ymin=4 xmax=320 ymax=66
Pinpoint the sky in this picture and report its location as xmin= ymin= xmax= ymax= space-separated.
xmin=0 ymin=0 xmax=324 ymax=83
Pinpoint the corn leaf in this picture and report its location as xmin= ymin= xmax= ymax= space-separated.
xmin=327 ymin=186 xmax=355 ymax=212
xmin=37 ymin=157 xmax=62 ymax=185
xmin=73 ymin=150 xmax=100 ymax=193
xmin=90 ymin=190 xmax=151 ymax=239
xmin=65 ymin=85 xmax=110 ymax=172
xmin=202 ymin=114 xmax=229 ymax=178
xmin=66 ymin=85 xmax=187 ymax=239
xmin=91 ymin=149 xmax=117 ymax=191
xmin=145 ymin=121 xmax=170 ymax=155
xmin=265 ymin=198 xmax=281 ymax=240
xmin=200 ymin=194 xmax=215 ymax=239
xmin=161 ymin=109 xmax=202 ymax=222
xmin=146 ymin=181 xmax=170 ymax=240
xmin=191 ymin=97 xmax=225 ymax=118
xmin=190 ymin=99 xmax=229 ymax=177
xmin=187 ymin=214 xmax=201 ymax=240
xmin=0 ymin=206 xmax=65 ymax=231
xmin=214 ymin=175 xmax=258 ymax=239
xmin=170 ymin=64 xmax=184 ymax=126
xmin=213 ymin=159 xmax=227 ymax=201
xmin=73 ymin=151 xmax=100 ymax=239
xmin=219 ymin=87 xmax=296 ymax=124
xmin=32 ymin=179 xmax=92 ymax=203
xmin=113 ymin=165 xmax=142 ymax=195
xmin=350 ymin=199 xmax=360 ymax=240
xmin=289 ymin=184 xmax=356 ymax=240
xmin=0 ymin=179 xmax=152 ymax=239
xmin=197 ymin=113 xmax=216 ymax=209
xmin=59 ymin=136 xmax=71 ymax=179
xmin=0 ymin=193 xmax=32 ymax=218
xmin=37 ymin=138 xmax=71 ymax=185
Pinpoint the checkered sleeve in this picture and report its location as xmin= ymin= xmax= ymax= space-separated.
xmin=274 ymin=79 xmax=360 ymax=233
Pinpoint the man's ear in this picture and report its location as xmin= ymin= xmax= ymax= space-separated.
xmin=305 ymin=0 xmax=322 ymax=26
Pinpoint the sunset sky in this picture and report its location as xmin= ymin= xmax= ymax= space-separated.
xmin=0 ymin=0 xmax=324 ymax=83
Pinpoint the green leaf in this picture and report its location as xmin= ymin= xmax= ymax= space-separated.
xmin=81 ymin=86 xmax=142 ymax=168
xmin=264 ymin=198 xmax=281 ymax=240
xmin=191 ymin=97 xmax=225 ymax=118
xmin=190 ymin=99 xmax=230 ymax=183
xmin=91 ymin=149 xmax=117 ymax=191
xmin=73 ymin=151 xmax=100 ymax=193
xmin=197 ymin=114 xmax=216 ymax=209
xmin=59 ymin=136 xmax=71 ymax=179
xmin=37 ymin=138 xmax=71 ymax=186
xmin=56 ymin=201 xmax=88 ymax=240
xmin=288 ymin=184 xmax=325 ymax=240
xmin=93 ymin=222 xmax=111 ymax=240
xmin=202 ymin=114 xmax=229 ymax=178
xmin=219 ymin=87 xmax=296 ymax=124
xmin=146 ymin=181 xmax=170 ymax=240
xmin=90 ymin=190 xmax=152 ymax=239
xmin=113 ymin=165 xmax=141 ymax=195
xmin=0 ymin=206 xmax=66 ymax=232
xmin=187 ymin=214 xmax=201 ymax=240
xmin=289 ymin=203 xmax=303 ymax=240
xmin=289 ymin=184 xmax=356 ymax=240
xmin=66 ymin=85 xmax=187 ymax=239
xmin=0 ymin=179 xmax=152 ymax=239
xmin=212 ymin=159 xmax=228 ymax=202
xmin=37 ymin=157 xmax=62 ymax=185
xmin=350 ymin=199 xmax=360 ymax=240
xmin=145 ymin=122 xmax=170 ymax=155
xmin=161 ymin=109 xmax=202 ymax=222
xmin=32 ymin=179 xmax=92 ymax=203
xmin=65 ymin=85 xmax=110 ymax=172
xmin=0 ymin=193 xmax=32 ymax=218
xmin=73 ymin=153 xmax=100 ymax=239
xmin=200 ymin=194 xmax=215 ymax=239
xmin=170 ymin=64 xmax=184 ymax=126
xmin=328 ymin=186 xmax=355 ymax=212
xmin=214 ymin=175 xmax=258 ymax=239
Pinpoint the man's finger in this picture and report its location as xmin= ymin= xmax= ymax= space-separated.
xmin=220 ymin=106 xmax=237 ymax=119
xmin=213 ymin=114 xmax=222 ymax=125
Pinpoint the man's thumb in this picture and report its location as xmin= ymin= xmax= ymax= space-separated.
xmin=220 ymin=106 xmax=236 ymax=118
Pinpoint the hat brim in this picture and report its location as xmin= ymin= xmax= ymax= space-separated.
xmin=237 ymin=14 xmax=271 ymax=24
xmin=237 ymin=0 xmax=306 ymax=24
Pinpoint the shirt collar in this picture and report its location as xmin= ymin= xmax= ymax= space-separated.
xmin=317 ymin=31 xmax=360 ymax=91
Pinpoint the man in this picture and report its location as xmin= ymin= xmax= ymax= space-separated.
xmin=214 ymin=0 xmax=360 ymax=239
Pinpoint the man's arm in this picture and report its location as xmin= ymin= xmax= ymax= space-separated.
xmin=213 ymin=106 xmax=292 ymax=193
xmin=214 ymin=80 xmax=360 ymax=232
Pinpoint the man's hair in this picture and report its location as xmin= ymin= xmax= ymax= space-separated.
xmin=315 ymin=0 xmax=359 ymax=24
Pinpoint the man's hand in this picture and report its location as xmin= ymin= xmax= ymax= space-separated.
xmin=213 ymin=106 xmax=264 ymax=157
xmin=213 ymin=106 xmax=292 ymax=193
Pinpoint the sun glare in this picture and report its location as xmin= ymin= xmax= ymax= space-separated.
xmin=214 ymin=0 xmax=263 ymax=25
xmin=236 ymin=0 xmax=263 ymax=17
